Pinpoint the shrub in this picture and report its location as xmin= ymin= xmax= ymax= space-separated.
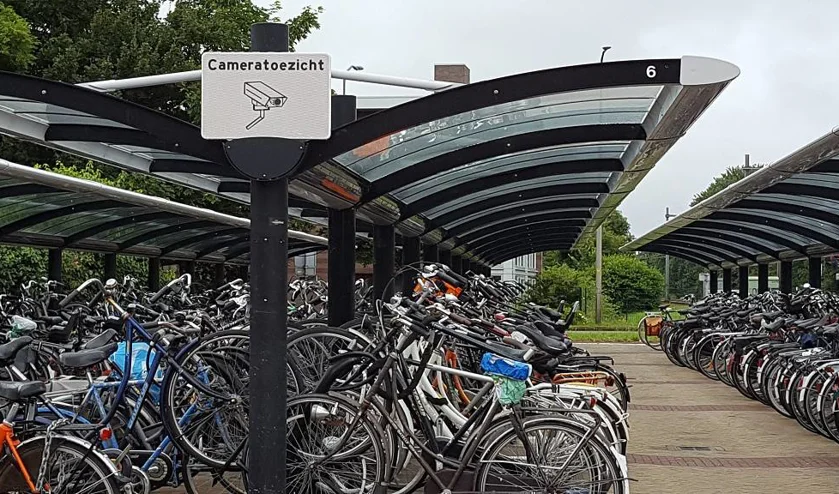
xmin=599 ymin=254 xmax=664 ymax=313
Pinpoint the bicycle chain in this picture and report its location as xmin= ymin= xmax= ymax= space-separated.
xmin=36 ymin=418 xmax=71 ymax=492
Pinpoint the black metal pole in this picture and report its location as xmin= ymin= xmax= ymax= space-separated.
xmin=248 ymin=22 xmax=289 ymax=494
xmin=214 ymin=263 xmax=225 ymax=287
xmin=708 ymin=270 xmax=718 ymax=294
xmin=401 ymin=236 xmax=421 ymax=294
xmin=422 ymin=244 xmax=438 ymax=265
xmin=327 ymin=95 xmax=357 ymax=326
xmin=48 ymin=248 xmax=62 ymax=282
xmin=757 ymin=264 xmax=769 ymax=293
xmin=148 ymin=258 xmax=161 ymax=291
xmin=328 ymin=208 xmax=355 ymax=325
xmin=722 ymin=268 xmax=732 ymax=293
xmin=439 ymin=249 xmax=452 ymax=268
xmin=373 ymin=224 xmax=395 ymax=301
xmin=779 ymin=260 xmax=793 ymax=294
xmin=186 ymin=260 xmax=196 ymax=275
xmin=450 ymin=255 xmax=462 ymax=274
xmin=104 ymin=253 xmax=117 ymax=280
xmin=738 ymin=265 xmax=749 ymax=298
xmin=808 ymin=257 xmax=822 ymax=288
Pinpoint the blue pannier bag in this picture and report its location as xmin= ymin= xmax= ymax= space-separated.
xmin=109 ymin=342 xmax=163 ymax=403
xmin=480 ymin=353 xmax=532 ymax=381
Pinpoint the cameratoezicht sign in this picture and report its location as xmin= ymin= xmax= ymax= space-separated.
xmin=201 ymin=52 xmax=332 ymax=140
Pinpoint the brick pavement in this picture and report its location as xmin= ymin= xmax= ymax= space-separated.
xmin=587 ymin=343 xmax=839 ymax=493
xmin=162 ymin=343 xmax=839 ymax=493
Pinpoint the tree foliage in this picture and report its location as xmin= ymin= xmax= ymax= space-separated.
xmin=689 ymin=164 xmax=764 ymax=207
xmin=0 ymin=2 xmax=35 ymax=71
xmin=598 ymin=255 xmax=664 ymax=313
xmin=0 ymin=1 xmax=324 ymax=289
xmin=544 ymin=210 xmax=632 ymax=270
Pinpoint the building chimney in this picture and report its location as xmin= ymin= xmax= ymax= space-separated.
xmin=434 ymin=64 xmax=470 ymax=84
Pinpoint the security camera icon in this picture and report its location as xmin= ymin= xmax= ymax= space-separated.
xmin=244 ymin=81 xmax=287 ymax=130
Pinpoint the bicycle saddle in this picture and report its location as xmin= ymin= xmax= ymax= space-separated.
xmin=0 ymin=336 xmax=33 ymax=366
xmin=82 ymin=329 xmax=118 ymax=350
xmin=513 ymin=325 xmax=567 ymax=355
xmin=534 ymin=305 xmax=563 ymax=321
xmin=59 ymin=342 xmax=118 ymax=368
xmin=483 ymin=341 xmax=534 ymax=363
xmin=0 ymin=381 xmax=46 ymax=402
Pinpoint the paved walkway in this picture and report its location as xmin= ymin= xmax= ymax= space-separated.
xmin=590 ymin=343 xmax=839 ymax=493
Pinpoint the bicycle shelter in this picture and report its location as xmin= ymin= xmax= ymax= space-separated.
xmin=623 ymin=129 xmax=839 ymax=296
xmin=0 ymin=55 xmax=739 ymax=491
xmin=0 ymin=159 xmax=327 ymax=286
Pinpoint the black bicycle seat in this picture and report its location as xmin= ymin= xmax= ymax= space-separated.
xmin=514 ymin=326 xmax=567 ymax=355
xmin=0 ymin=337 xmax=33 ymax=366
xmin=483 ymin=341 xmax=533 ymax=363
xmin=59 ymin=342 xmax=119 ymax=368
xmin=0 ymin=381 xmax=46 ymax=402
xmin=82 ymin=329 xmax=118 ymax=350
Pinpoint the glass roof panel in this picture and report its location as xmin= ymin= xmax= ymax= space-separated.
xmin=728 ymin=208 xmax=839 ymax=238
xmin=0 ymin=192 xmax=76 ymax=224
xmin=142 ymin=226 xmax=227 ymax=247
xmin=444 ymin=207 xmax=593 ymax=231
xmin=425 ymin=192 xmax=601 ymax=220
xmin=701 ymin=219 xmax=815 ymax=246
xmin=418 ymin=173 xmax=612 ymax=216
xmin=682 ymin=227 xmax=787 ymax=252
xmin=335 ymin=86 xmax=662 ymax=182
xmin=783 ymin=173 xmax=839 ymax=187
xmin=24 ymin=207 xmax=141 ymax=236
xmin=393 ymin=142 xmax=629 ymax=203
xmin=89 ymin=217 xmax=187 ymax=243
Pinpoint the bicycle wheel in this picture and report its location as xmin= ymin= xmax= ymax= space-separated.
xmin=476 ymin=416 xmax=626 ymax=493
xmin=0 ymin=436 xmax=123 ymax=493
xmin=693 ymin=334 xmax=720 ymax=380
xmin=160 ymin=330 xmax=252 ymax=468
xmin=287 ymin=326 xmax=373 ymax=392
xmin=283 ymin=393 xmax=388 ymax=494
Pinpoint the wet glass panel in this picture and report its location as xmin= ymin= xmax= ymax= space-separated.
xmin=731 ymin=208 xmax=839 ymax=237
xmin=141 ymin=226 xmax=226 ymax=247
xmin=444 ymin=206 xmax=593 ymax=231
xmin=335 ymin=86 xmax=662 ymax=181
xmin=18 ymin=113 xmax=133 ymax=128
xmin=24 ymin=207 xmax=139 ymax=236
xmin=91 ymin=217 xmax=187 ymax=243
xmin=746 ymin=194 xmax=839 ymax=213
xmin=782 ymin=173 xmax=839 ymax=188
xmin=702 ymin=219 xmax=815 ymax=246
xmin=0 ymin=192 xmax=76 ymax=224
xmin=393 ymin=142 xmax=628 ymax=202
xmin=426 ymin=192 xmax=601 ymax=220
xmin=414 ymin=173 xmax=612 ymax=216
xmin=186 ymin=234 xmax=247 ymax=253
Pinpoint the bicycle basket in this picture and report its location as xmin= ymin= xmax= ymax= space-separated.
xmin=644 ymin=316 xmax=663 ymax=337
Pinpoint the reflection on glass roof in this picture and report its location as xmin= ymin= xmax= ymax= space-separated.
xmin=418 ymin=173 xmax=612 ymax=217
xmin=0 ymin=161 xmax=327 ymax=262
xmin=702 ymin=218 xmax=815 ymax=246
xmin=425 ymin=192 xmax=601 ymax=220
xmin=727 ymin=208 xmax=839 ymax=238
xmin=393 ymin=141 xmax=629 ymax=203
xmin=335 ymin=86 xmax=662 ymax=182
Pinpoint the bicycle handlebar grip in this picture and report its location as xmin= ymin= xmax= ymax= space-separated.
xmin=58 ymin=289 xmax=80 ymax=309
xmin=435 ymin=270 xmax=463 ymax=288
xmin=150 ymin=285 xmax=171 ymax=304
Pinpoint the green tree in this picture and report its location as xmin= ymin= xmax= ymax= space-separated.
xmin=690 ymin=164 xmax=765 ymax=206
xmin=597 ymin=254 xmax=664 ymax=313
xmin=544 ymin=210 xmax=632 ymax=270
xmin=0 ymin=2 xmax=35 ymax=71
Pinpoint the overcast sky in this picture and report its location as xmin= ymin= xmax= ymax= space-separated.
xmin=262 ymin=0 xmax=839 ymax=237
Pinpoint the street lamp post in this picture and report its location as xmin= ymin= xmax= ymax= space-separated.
xmin=343 ymin=65 xmax=364 ymax=94
xmin=600 ymin=46 xmax=612 ymax=63
xmin=664 ymin=207 xmax=677 ymax=300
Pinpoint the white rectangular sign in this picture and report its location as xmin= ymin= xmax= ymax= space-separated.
xmin=201 ymin=52 xmax=331 ymax=140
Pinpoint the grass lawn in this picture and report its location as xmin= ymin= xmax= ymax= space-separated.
xmin=575 ymin=302 xmax=689 ymax=330
xmin=567 ymin=330 xmax=638 ymax=343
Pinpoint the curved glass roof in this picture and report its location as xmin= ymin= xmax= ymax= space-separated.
xmin=623 ymin=130 xmax=839 ymax=268
xmin=0 ymin=56 xmax=738 ymax=265
xmin=0 ymin=160 xmax=327 ymax=264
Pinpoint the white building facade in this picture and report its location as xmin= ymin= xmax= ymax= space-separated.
xmin=492 ymin=253 xmax=541 ymax=284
